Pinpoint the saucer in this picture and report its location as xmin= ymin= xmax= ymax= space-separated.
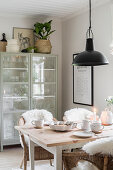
xmin=34 ymin=126 xmax=43 ymax=129
xmin=92 ymin=130 xmax=103 ymax=134
xmin=73 ymin=131 xmax=93 ymax=138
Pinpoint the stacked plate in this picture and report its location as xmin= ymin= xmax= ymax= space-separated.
xmin=6 ymin=39 xmax=19 ymax=52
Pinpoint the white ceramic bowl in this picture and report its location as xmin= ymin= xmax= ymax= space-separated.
xmin=49 ymin=124 xmax=74 ymax=131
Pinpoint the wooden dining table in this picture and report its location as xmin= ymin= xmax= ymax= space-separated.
xmin=15 ymin=125 xmax=113 ymax=170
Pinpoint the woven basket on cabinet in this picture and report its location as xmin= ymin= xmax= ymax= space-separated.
xmin=35 ymin=39 xmax=52 ymax=54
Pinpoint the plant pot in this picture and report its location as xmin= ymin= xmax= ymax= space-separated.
xmin=35 ymin=39 xmax=52 ymax=54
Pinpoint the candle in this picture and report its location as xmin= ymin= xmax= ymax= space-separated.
xmin=4 ymin=90 xmax=6 ymax=95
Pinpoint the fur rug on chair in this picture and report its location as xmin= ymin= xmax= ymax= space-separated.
xmin=22 ymin=109 xmax=53 ymax=125
xmin=63 ymin=108 xmax=94 ymax=122
xmin=83 ymin=137 xmax=113 ymax=156
xmin=20 ymin=109 xmax=54 ymax=146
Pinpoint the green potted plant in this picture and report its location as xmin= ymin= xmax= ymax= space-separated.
xmin=34 ymin=20 xmax=55 ymax=54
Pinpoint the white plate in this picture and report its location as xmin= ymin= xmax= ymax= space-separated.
xmin=73 ymin=131 xmax=93 ymax=138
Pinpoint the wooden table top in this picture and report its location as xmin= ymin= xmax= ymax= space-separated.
xmin=15 ymin=125 xmax=113 ymax=147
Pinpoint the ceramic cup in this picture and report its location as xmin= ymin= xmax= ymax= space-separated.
xmin=77 ymin=119 xmax=90 ymax=131
xmin=31 ymin=120 xmax=44 ymax=128
xmin=90 ymin=122 xmax=104 ymax=132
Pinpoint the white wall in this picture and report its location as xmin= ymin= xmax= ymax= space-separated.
xmin=62 ymin=1 xmax=113 ymax=115
xmin=0 ymin=15 xmax=40 ymax=39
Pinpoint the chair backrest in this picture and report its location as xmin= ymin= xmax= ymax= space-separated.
xmin=22 ymin=109 xmax=53 ymax=125
xmin=63 ymin=108 xmax=93 ymax=122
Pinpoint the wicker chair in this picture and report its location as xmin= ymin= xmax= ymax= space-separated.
xmin=63 ymin=149 xmax=113 ymax=170
xmin=18 ymin=110 xmax=55 ymax=170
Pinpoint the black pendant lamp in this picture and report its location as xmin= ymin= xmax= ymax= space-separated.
xmin=72 ymin=0 xmax=109 ymax=66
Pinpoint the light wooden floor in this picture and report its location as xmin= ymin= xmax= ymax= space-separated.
xmin=0 ymin=146 xmax=54 ymax=170
xmin=0 ymin=146 xmax=23 ymax=170
xmin=0 ymin=146 xmax=97 ymax=170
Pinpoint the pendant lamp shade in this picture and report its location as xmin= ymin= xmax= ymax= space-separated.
xmin=73 ymin=38 xmax=109 ymax=66
xmin=72 ymin=0 xmax=109 ymax=66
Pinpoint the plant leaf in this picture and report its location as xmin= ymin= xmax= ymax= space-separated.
xmin=47 ymin=30 xmax=55 ymax=36
xmin=35 ymin=27 xmax=39 ymax=34
xmin=34 ymin=20 xmax=55 ymax=39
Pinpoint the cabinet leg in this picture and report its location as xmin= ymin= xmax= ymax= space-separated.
xmin=0 ymin=143 xmax=3 ymax=152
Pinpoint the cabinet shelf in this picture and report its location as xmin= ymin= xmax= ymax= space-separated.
xmin=3 ymin=96 xmax=28 ymax=99
xmin=33 ymin=69 xmax=56 ymax=71
xmin=33 ymin=82 xmax=56 ymax=84
xmin=33 ymin=95 xmax=55 ymax=98
xmin=3 ymin=67 xmax=28 ymax=70
xmin=3 ymin=82 xmax=28 ymax=85
xmin=3 ymin=110 xmax=28 ymax=114
xmin=3 ymin=138 xmax=20 ymax=146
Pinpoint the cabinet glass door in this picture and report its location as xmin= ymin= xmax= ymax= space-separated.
xmin=31 ymin=54 xmax=57 ymax=117
xmin=1 ymin=53 xmax=30 ymax=144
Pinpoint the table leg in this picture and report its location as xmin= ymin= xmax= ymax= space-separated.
xmin=29 ymin=140 xmax=35 ymax=170
xmin=54 ymin=146 xmax=62 ymax=170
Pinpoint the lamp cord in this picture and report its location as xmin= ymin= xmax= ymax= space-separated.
xmin=89 ymin=0 xmax=91 ymax=37
xmin=86 ymin=0 xmax=93 ymax=38
xmin=89 ymin=0 xmax=91 ymax=29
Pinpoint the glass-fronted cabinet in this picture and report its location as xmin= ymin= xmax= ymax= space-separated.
xmin=0 ymin=52 xmax=57 ymax=151
xmin=31 ymin=54 xmax=57 ymax=114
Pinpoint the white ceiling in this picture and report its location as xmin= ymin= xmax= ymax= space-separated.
xmin=0 ymin=0 xmax=110 ymax=19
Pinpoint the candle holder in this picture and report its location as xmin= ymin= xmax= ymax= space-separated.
xmin=100 ymin=108 xmax=113 ymax=126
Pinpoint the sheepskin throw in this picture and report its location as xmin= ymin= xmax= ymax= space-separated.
xmin=72 ymin=161 xmax=97 ymax=170
xmin=83 ymin=137 xmax=113 ymax=156
xmin=22 ymin=109 xmax=53 ymax=125
xmin=63 ymin=108 xmax=93 ymax=122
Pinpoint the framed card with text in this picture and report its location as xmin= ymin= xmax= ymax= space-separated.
xmin=73 ymin=54 xmax=94 ymax=106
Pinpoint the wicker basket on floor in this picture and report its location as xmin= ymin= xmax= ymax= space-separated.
xmin=62 ymin=149 xmax=113 ymax=170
